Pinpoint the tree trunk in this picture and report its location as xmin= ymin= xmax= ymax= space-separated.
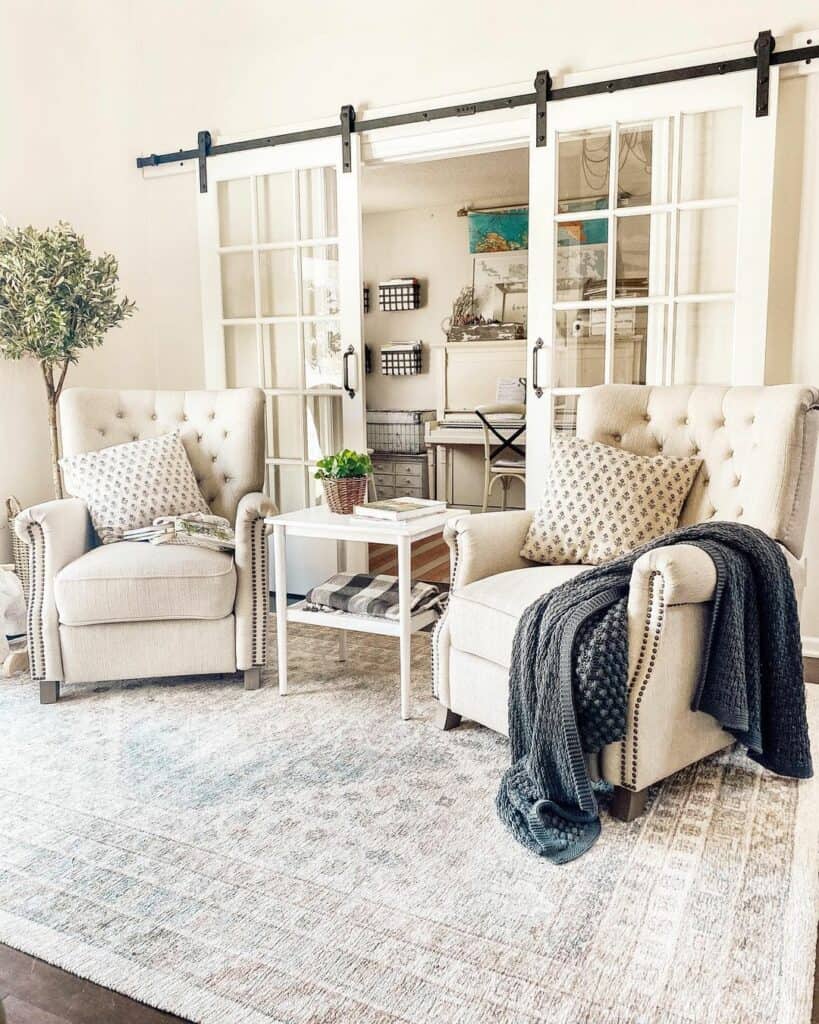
xmin=40 ymin=360 xmax=65 ymax=500
xmin=47 ymin=395 xmax=63 ymax=499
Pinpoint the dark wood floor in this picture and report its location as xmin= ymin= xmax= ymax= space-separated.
xmin=1 ymin=932 xmax=817 ymax=1023
xmin=0 ymin=944 xmax=190 ymax=1024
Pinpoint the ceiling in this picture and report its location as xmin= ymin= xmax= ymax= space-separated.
xmin=361 ymin=147 xmax=528 ymax=214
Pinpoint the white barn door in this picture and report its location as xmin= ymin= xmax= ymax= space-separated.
xmin=526 ymin=66 xmax=780 ymax=504
xmin=198 ymin=135 xmax=366 ymax=593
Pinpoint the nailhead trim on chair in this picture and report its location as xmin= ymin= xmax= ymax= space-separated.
xmin=25 ymin=523 xmax=46 ymax=681
xmin=430 ymin=527 xmax=461 ymax=698
xmin=620 ymin=571 xmax=666 ymax=790
xmin=250 ymin=516 xmax=268 ymax=667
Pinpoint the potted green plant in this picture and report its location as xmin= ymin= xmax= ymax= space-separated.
xmin=0 ymin=222 xmax=136 ymax=498
xmin=314 ymin=449 xmax=373 ymax=514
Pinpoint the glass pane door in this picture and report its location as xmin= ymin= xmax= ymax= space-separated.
xmin=526 ymin=67 xmax=779 ymax=504
xmin=217 ymin=166 xmax=345 ymax=512
xmin=198 ymin=136 xmax=366 ymax=592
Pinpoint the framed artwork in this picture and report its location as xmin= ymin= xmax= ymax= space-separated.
xmin=472 ymin=251 xmax=528 ymax=323
xmin=468 ymin=207 xmax=528 ymax=253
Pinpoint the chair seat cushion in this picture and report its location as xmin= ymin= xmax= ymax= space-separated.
xmin=448 ymin=564 xmax=590 ymax=669
xmin=55 ymin=542 xmax=237 ymax=626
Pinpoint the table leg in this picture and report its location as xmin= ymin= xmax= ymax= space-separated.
xmin=397 ymin=534 xmax=412 ymax=720
xmin=273 ymin=524 xmax=288 ymax=695
xmin=336 ymin=539 xmax=347 ymax=662
xmin=426 ymin=444 xmax=437 ymax=500
xmin=446 ymin=448 xmax=454 ymax=506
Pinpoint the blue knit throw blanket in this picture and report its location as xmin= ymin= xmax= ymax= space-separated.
xmin=497 ymin=522 xmax=813 ymax=864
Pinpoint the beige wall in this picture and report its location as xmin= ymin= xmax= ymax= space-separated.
xmin=1 ymin=0 xmax=818 ymax=638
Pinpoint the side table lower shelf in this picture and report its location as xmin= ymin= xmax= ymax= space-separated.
xmin=286 ymin=600 xmax=440 ymax=637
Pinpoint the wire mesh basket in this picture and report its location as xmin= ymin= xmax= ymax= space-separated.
xmin=366 ymin=409 xmax=436 ymax=454
xmin=378 ymin=280 xmax=421 ymax=312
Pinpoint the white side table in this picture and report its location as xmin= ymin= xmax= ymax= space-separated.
xmin=265 ymin=505 xmax=468 ymax=719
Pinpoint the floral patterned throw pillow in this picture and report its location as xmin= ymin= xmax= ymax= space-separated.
xmin=60 ymin=431 xmax=210 ymax=543
xmin=520 ymin=438 xmax=701 ymax=566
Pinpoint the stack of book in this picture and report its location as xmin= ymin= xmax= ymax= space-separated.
xmin=353 ymin=497 xmax=446 ymax=521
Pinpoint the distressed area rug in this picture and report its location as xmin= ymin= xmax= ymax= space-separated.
xmin=0 ymin=619 xmax=817 ymax=1024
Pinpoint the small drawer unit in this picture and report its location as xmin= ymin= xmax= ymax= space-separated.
xmin=371 ymin=454 xmax=429 ymax=500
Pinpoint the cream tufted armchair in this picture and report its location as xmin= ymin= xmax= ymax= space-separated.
xmin=433 ymin=384 xmax=819 ymax=820
xmin=15 ymin=388 xmax=276 ymax=703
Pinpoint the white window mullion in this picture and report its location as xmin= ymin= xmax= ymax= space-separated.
xmin=603 ymin=123 xmax=619 ymax=384
xmin=664 ymin=113 xmax=682 ymax=385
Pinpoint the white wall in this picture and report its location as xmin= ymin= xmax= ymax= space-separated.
xmin=1 ymin=0 xmax=818 ymax=639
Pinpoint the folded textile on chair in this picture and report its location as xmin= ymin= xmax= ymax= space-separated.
xmin=498 ymin=521 xmax=812 ymax=865
xmin=304 ymin=573 xmax=445 ymax=620
xmin=122 ymin=512 xmax=235 ymax=551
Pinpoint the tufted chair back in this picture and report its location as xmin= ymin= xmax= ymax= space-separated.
xmin=576 ymin=384 xmax=819 ymax=558
xmin=59 ymin=388 xmax=265 ymax=524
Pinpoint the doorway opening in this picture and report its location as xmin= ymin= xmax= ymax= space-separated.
xmin=360 ymin=146 xmax=529 ymax=580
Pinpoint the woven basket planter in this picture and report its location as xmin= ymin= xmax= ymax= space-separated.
xmin=5 ymin=496 xmax=30 ymax=604
xmin=322 ymin=476 xmax=369 ymax=515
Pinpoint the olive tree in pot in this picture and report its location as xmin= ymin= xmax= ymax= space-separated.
xmin=314 ymin=449 xmax=373 ymax=514
xmin=0 ymin=222 xmax=136 ymax=498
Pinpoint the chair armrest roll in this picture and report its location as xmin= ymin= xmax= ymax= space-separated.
xmin=443 ymin=509 xmax=534 ymax=590
xmin=234 ymin=491 xmax=277 ymax=670
xmin=628 ymin=543 xmax=717 ymax=615
xmin=14 ymin=498 xmax=93 ymax=681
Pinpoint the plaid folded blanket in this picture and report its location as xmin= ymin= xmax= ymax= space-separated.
xmin=304 ymin=573 xmax=444 ymax=620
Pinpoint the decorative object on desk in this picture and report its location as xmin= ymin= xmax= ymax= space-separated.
xmin=5 ymin=497 xmax=30 ymax=603
xmin=472 ymin=252 xmax=528 ymax=324
xmin=447 ymin=322 xmax=525 ymax=343
xmin=304 ymin=572 xmax=445 ymax=620
xmin=378 ymin=278 xmax=421 ymax=312
xmin=0 ymin=223 xmax=136 ymax=498
xmin=467 ymin=206 xmax=528 ymax=253
xmin=354 ymin=497 xmax=446 ymax=522
xmin=447 ymin=285 xmax=474 ymax=331
xmin=366 ymin=410 xmax=436 ymax=455
xmin=314 ymin=448 xmax=373 ymax=514
xmin=380 ymin=342 xmax=422 ymax=376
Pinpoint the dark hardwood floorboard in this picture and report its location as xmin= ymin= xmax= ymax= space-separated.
xmin=0 ymin=945 xmax=190 ymax=1024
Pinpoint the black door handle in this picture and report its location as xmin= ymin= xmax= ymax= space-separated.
xmin=342 ymin=345 xmax=356 ymax=399
xmin=532 ymin=337 xmax=545 ymax=398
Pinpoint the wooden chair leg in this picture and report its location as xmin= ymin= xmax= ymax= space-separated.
xmin=39 ymin=680 xmax=59 ymax=705
xmin=243 ymin=667 xmax=261 ymax=691
xmin=610 ymin=785 xmax=649 ymax=822
xmin=435 ymin=703 xmax=462 ymax=731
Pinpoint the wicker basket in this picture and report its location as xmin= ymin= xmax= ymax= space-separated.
xmin=5 ymin=496 xmax=30 ymax=604
xmin=322 ymin=476 xmax=369 ymax=515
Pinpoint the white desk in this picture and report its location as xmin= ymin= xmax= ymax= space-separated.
xmin=266 ymin=505 xmax=468 ymax=719
xmin=424 ymin=421 xmax=527 ymax=503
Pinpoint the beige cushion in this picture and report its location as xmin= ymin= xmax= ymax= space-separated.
xmin=54 ymin=542 xmax=236 ymax=626
xmin=521 ymin=437 xmax=701 ymax=565
xmin=60 ymin=431 xmax=209 ymax=543
xmin=448 ymin=564 xmax=589 ymax=668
